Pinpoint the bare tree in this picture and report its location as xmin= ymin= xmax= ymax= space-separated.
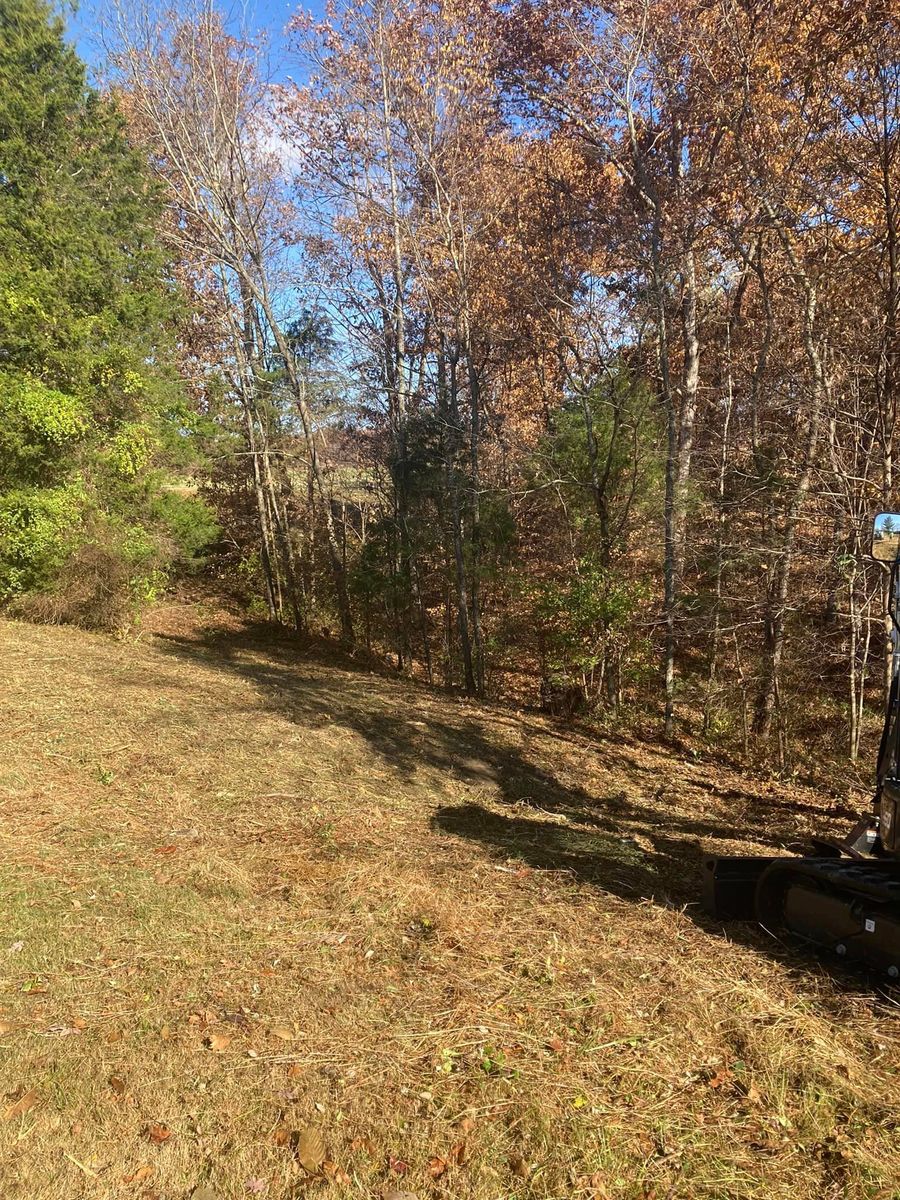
xmin=107 ymin=0 xmax=354 ymax=640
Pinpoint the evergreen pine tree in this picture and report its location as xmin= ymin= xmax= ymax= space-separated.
xmin=0 ymin=0 xmax=215 ymax=621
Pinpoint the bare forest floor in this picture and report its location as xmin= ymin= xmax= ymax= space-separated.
xmin=1 ymin=600 xmax=899 ymax=1200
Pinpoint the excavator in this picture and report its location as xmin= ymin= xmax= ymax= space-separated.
xmin=702 ymin=511 xmax=900 ymax=977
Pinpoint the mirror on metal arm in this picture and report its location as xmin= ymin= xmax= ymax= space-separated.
xmin=872 ymin=512 xmax=900 ymax=562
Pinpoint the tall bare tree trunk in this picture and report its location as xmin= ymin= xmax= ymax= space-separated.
xmin=438 ymin=338 xmax=476 ymax=694
xmin=242 ymin=402 xmax=278 ymax=621
xmin=675 ymin=247 xmax=700 ymax=581
xmin=754 ymin=260 xmax=827 ymax=739
xmin=468 ymin=355 xmax=485 ymax=696
xmin=704 ymin=320 xmax=735 ymax=733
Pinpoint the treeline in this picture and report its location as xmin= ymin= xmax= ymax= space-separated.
xmin=3 ymin=0 xmax=899 ymax=769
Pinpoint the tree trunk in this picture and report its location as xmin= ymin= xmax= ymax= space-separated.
xmin=243 ymin=402 xmax=278 ymax=622
xmin=753 ymin=262 xmax=827 ymax=739
xmin=704 ymin=321 xmax=735 ymax=733
xmin=675 ymin=247 xmax=700 ymax=582
xmin=468 ymin=353 xmax=485 ymax=696
xmin=438 ymin=338 xmax=476 ymax=695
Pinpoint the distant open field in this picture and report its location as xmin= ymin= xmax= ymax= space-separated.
xmin=1 ymin=604 xmax=899 ymax=1199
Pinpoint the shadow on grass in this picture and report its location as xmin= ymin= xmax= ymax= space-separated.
xmin=151 ymin=620 xmax=877 ymax=985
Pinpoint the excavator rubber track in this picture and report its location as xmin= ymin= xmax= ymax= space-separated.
xmin=754 ymin=857 xmax=900 ymax=977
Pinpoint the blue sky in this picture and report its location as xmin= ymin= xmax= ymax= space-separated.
xmin=65 ymin=0 xmax=324 ymax=75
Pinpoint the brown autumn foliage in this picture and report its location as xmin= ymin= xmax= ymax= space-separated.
xmin=105 ymin=0 xmax=900 ymax=775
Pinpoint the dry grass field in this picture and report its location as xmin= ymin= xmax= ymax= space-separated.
xmin=1 ymin=603 xmax=899 ymax=1199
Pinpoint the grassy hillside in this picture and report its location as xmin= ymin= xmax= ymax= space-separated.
xmin=0 ymin=607 xmax=898 ymax=1199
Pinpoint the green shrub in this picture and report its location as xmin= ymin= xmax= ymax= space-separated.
xmin=0 ymin=483 xmax=87 ymax=598
xmin=532 ymin=560 xmax=651 ymax=710
xmin=150 ymin=489 xmax=221 ymax=565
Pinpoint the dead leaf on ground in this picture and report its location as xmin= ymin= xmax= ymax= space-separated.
xmin=0 ymin=1020 xmax=17 ymax=1035
xmin=350 ymin=1135 xmax=376 ymax=1156
xmin=191 ymin=1188 xmax=219 ymax=1200
xmin=576 ymin=1171 xmax=611 ymax=1199
xmin=322 ymin=1160 xmax=351 ymax=1185
xmin=426 ymin=1156 xmax=448 ymax=1179
xmin=3 ymin=1088 xmax=38 ymax=1121
xmin=143 ymin=1122 xmax=172 ymax=1145
xmin=203 ymin=1033 xmax=232 ymax=1052
xmin=109 ymin=1075 xmax=127 ymax=1097
xmin=456 ymin=1115 xmax=475 ymax=1136
xmin=388 ymin=1154 xmax=410 ymax=1175
xmin=188 ymin=1009 xmax=217 ymax=1027
xmin=272 ymin=1123 xmax=292 ymax=1147
xmin=708 ymin=1067 xmax=733 ymax=1089
xmin=122 ymin=1165 xmax=155 ymax=1184
xmin=384 ymin=1192 xmax=418 ymax=1200
xmin=547 ymin=1036 xmax=565 ymax=1054
xmin=295 ymin=1126 xmax=326 ymax=1173
xmin=42 ymin=1022 xmax=82 ymax=1038
xmin=509 ymin=1155 xmax=531 ymax=1179
xmin=222 ymin=1007 xmax=251 ymax=1027
xmin=449 ymin=1140 xmax=468 ymax=1166
xmin=286 ymin=1062 xmax=303 ymax=1078
xmin=270 ymin=1025 xmax=293 ymax=1041
xmin=106 ymin=1029 xmax=123 ymax=1044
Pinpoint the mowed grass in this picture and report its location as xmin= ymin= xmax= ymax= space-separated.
xmin=1 ymin=608 xmax=899 ymax=1200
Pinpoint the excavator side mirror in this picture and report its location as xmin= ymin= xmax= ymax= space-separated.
xmin=872 ymin=512 xmax=900 ymax=562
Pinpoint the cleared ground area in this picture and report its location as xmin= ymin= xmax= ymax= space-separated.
xmin=1 ymin=609 xmax=899 ymax=1199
